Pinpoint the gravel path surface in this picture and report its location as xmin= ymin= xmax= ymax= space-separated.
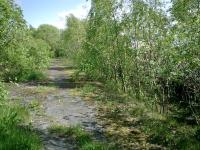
xmin=9 ymin=59 xmax=103 ymax=150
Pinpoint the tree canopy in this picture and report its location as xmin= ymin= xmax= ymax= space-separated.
xmin=33 ymin=24 xmax=60 ymax=54
xmin=0 ymin=0 xmax=50 ymax=81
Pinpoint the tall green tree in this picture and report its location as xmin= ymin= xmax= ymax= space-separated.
xmin=75 ymin=0 xmax=200 ymax=116
xmin=62 ymin=14 xmax=86 ymax=58
xmin=34 ymin=24 xmax=60 ymax=55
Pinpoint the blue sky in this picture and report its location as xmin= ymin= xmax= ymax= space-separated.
xmin=15 ymin=0 xmax=90 ymax=29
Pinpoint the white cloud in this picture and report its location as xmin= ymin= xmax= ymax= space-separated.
xmin=51 ymin=2 xmax=90 ymax=29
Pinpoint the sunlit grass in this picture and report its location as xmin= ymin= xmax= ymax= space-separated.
xmin=70 ymin=83 xmax=200 ymax=150
xmin=0 ymin=102 xmax=42 ymax=150
xmin=48 ymin=125 xmax=115 ymax=150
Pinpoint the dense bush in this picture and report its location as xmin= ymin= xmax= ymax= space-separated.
xmin=74 ymin=0 xmax=200 ymax=120
xmin=0 ymin=0 xmax=50 ymax=82
xmin=33 ymin=24 xmax=61 ymax=56
xmin=61 ymin=15 xmax=86 ymax=59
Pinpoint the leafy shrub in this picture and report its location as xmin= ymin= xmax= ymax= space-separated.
xmin=0 ymin=0 xmax=50 ymax=82
xmin=141 ymin=118 xmax=200 ymax=150
xmin=0 ymin=82 xmax=8 ymax=102
xmin=74 ymin=0 xmax=200 ymax=119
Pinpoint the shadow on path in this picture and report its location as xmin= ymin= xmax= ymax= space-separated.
xmin=29 ymin=65 xmax=83 ymax=89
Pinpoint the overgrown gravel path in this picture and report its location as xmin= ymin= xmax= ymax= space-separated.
xmin=9 ymin=59 xmax=102 ymax=150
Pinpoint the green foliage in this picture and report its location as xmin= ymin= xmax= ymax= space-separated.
xmin=49 ymin=125 xmax=92 ymax=145
xmin=0 ymin=104 xmax=42 ymax=150
xmin=77 ymin=83 xmax=200 ymax=150
xmin=0 ymin=127 xmax=42 ymax=150
xmin=48 ymin=125 xmax=115 ymax=150
xmin=61 ymin=15 xmax=86 ymax=58
xmin=0 ymin=82 xmax=42 ymax=150
xmin=81 ymin=143 xmax=113 ymax=150
xmin=0 ymin=0 xmax=50 ymax=81
xmin=141 ymin=118 xmax=200 ymax=150
xmin=27 ymin=71 xmax=47 ymax=81
xmin=81 ymin=84 xmax=98 ymax=96
xmin=0 ymin=34 xmax=50 ymax=81
xmin=0 ymin=81 xmax=8 ymax=102
xmin=28 ymin=38 xmax=51 ymax=69
xmin=0 ymin=0 xmax=25 ymax=48
xmin=69 ymin=1 xmax=200 ymax=148
xmin=0 ymin=1 xmax=48 ymax=146
xmin=33 ymin=24 xmax=61 ymax=55
xmin=75 ymin=0 xmax=200 ymax=118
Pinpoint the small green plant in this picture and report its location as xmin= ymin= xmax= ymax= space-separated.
xmin=48 ymin=124 xmax=70 ymax=136
xmin=27 ymin=71 xmax=47 ymax=81
xmin=81 ymin=142 xmax=113 ymax=150
xmin=48 ymin=125 xmax=91 ymax=145
xmin=140 ymin=118 xmax=200 ymax=150
xmin=28 ymin=99 xmax=41 ymax=110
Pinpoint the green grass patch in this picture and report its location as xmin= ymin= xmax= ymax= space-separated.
xmin=60 ymin=58 xmax=74 ymax=66
xmin=81 ymin=84 xmax=98 ymax=96
xmin=0 ymin=81 xmax=42 ymax=149
xmin=73 ymin=83 xmax=200 ymax=150
xmin=48 ymin=125 xmax=115 ymax=150
xmin=140 ymin=118 xmax=200 ymax=150
xmin=28 ymin=99 xmax=41 ymax=110
xmin=0 ymin=104 xmax=42 ymax=150
xmin=0 ymin=126 xmax=42 ymax=150
xmin=26 ymin=71 xmax=48 ymax=81
xmin=32 ymin=86 xmax=57 ymax=94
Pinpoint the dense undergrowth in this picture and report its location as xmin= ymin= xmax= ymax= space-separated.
xmin=74 ymin=0 xmax=200 ymax=123
xmin=70 ymin=83 xmax=200 ymax=150
xmin=60 ymin=0 xmax=200 ymax=125
xmin=64 ymin=1 xmax=200 ymax=148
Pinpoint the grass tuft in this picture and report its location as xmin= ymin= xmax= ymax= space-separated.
xmin=27 ymin=71 xmax=48 ymax=81
xmin=0 ymin=104 xmax=42 ymax=150
xmin=48 ymin=125 xmax=116 ymax=150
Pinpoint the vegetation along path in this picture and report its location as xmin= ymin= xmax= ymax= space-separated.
xmin=8 ymin=59 xmax=103 ymax=150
